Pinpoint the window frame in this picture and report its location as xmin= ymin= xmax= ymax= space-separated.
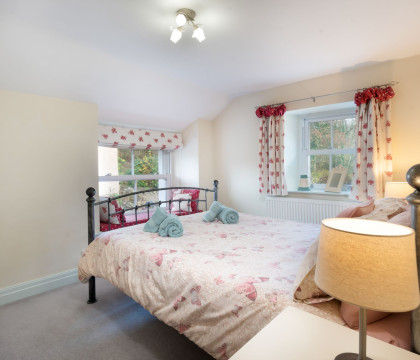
xmin=302 ymin=112 xmax=356 ymax=191
xmin=98 ymin=147 xmax=171 ymax=207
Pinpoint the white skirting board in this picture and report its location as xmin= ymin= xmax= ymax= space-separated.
xmin=0 ymin=268 xmax=78 ymax=306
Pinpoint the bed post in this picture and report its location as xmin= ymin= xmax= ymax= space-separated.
xmin=86 ymin=187 xmax=97 ymax=304
xmin=406 ymin=164 xmax=420 ymax=354
xmin=213 ymin=180 xmax=219 ymax=201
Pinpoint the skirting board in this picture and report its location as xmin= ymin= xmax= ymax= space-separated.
xmin=0 ymin=268 xmax=78 ymax=306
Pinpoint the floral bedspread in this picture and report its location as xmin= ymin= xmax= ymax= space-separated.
xmin=78 ymin=213 xmax=343 ymax=359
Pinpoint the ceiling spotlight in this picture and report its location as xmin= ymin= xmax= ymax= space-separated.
xmin=170 ymin=8 xmax=205 ymax=43
xmin=175 ymin=13 xmax=187 ymax=26
xmin=192 ymin=25 xmax=205 ymax=42
xmin=170 ymin=27 xmax=183 ymax=43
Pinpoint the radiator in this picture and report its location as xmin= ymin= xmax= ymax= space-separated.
xmin=266 ymin=197 xmax=353 ymax=224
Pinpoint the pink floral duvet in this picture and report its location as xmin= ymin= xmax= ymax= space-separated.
xmin=78 ymin=213 xmax=342 ymax=359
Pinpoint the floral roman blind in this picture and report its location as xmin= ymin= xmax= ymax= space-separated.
xmin=98 ymin=125 xmax=183 ymax=151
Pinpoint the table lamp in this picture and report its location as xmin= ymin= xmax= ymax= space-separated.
xmin=384 ymin=181 xmax=413 ymax=198
xmin=315 ymin=218 xmax=419 ymax=360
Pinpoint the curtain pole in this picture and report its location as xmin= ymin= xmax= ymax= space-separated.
xmin=255 ymin=81 xmax=398 ymax=109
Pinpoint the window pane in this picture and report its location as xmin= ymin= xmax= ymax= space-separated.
xmin=98 ymin=147 xmax=132 ymax=176
xmin=137 ymin=189 xmax=160 ymax=207
xmin=332 ymin=154 xmax=355 ymax=187
xmin=310 ymin=155 xmax=330 ymax=185
xmin=333 ymin=118 xmax=356 ymax=149
xmin=134 ymin=149 xmax=159 ymax=175
xmin=118 ymin=148 xmax=133 ymax=176
xmin=98 ymin=181 xmax=120 ymax=198
xmin=98 ymin=180 xmax=135 ymax=208
xmin=309 ymin=121 xmax=331 ymax=150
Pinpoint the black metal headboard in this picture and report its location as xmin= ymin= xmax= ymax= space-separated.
xmin=86 ymin=180 xmax=219 ymax=244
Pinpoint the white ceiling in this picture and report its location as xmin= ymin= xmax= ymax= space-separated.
xmin=1 ymin=0 xmax=420 ymax=131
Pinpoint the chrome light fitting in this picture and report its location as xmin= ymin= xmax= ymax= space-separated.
xmin=170 ymin=8 xmax=205 ymax=43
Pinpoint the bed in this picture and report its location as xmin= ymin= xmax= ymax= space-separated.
xmin=78 ymin=179 xmax=419 ymax=358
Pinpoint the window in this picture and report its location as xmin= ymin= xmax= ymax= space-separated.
xmin=302 ymin=113 xmax=356 ymax=191
xmin=98 ymin=146 xmax=170 ymax=209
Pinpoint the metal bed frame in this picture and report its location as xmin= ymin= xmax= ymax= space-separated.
xmin=85 ymin=180 xmax=219 ymax=305
xmin=83 ymin=166 xmax=420 ymax=353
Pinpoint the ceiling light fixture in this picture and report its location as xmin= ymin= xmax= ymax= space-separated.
xmin=170 ymin=8 xmax=205 ymax=43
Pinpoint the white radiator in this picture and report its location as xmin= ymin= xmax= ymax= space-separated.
xmin=266 ymin=197 xmax=353 ymax=224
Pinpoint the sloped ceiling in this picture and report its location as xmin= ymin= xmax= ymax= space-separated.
xmin=1 ymin=0 xmax=420 ymax=131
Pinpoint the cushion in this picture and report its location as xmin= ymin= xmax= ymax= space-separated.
xmin=359 ymin=198 xmax=408 ymax=222
xmin=293 ymin=239 xmax=333 ymax=304
xmin=171 ymin=193 xmax=192 ymax=212
xmin=366 ymin=312 xmax=411 ymax=350
xmin=335 ymin=200 xmax=374 ymax=218
xmin=340 ymin=301 xmax=391 ymax=329
xmin=99 ymin=199 xmax=121 ymax=225
xmin=387 ymin=206 xmax=411 ymax=227
xmin=173 ymin=189 xmax=200 ymax=213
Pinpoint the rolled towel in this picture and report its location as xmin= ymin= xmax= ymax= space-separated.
xmin=217 ymin=206 xmax=239 ymax=224
xmin=158 ymin=214 xmax=184 ymax=237
xmin=203 ymin=201 xmax=224 ymax=222
xmin=144 ymin=207 xmax=168 ymax=233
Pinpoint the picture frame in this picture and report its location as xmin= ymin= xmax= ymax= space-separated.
xmin=325 ymin=167 xmax=347 ymax=193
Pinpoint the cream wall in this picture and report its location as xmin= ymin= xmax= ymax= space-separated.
xmin=0 ymin=89 xmax=98 ymax=288
xmin=212 ymin=55 xmax=420 ymax=216
xmin=172 ymin=120 xmax=199 ymax=187
xmin=172 ymin=119 xmax=215 ymax=192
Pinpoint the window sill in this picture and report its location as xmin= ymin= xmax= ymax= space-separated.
xmin=284 ymin=190 xmax=355 ymax=202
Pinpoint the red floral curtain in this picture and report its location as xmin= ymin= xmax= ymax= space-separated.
xmin=256 ymin=105 xmax=287 ymax=196
xmin=350 ymin=86 xmax=395 ymax=201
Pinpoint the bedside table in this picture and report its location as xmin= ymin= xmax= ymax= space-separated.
xmin=231 ymin=306 xmax=420 ymax=360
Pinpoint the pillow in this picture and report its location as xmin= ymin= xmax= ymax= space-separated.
xmin=99 ymin=199 xmax=121 ymax=225
xmin=335 ymin=200 xmax=374 ymax=218
xmin=387 ymin=207 xmax=411 ymax=227
xmin=340 ymin=301 xmax=391 ymax=329
xmin=173 ymin=189 xmax=200 ymax=213
xmin=293 ymin=239 xmax=333 ymax=304
xmin=171 ymin=193 xmax=192 ymax=213
xmin=366 ymin=312 xmax=411 ymax=350
xmin=359 ymin=198 xmax=408 ymax=222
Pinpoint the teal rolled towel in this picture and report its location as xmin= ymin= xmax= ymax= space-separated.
xmin=217 ymin=206 xmax=239 ymax=224
xmin=203 ymin=201 xmax=224 ymax=222
xmin=158 ymin=215 xmax=184 ymax=237
xmin=144 ymin=207 xmax=168 ymax=233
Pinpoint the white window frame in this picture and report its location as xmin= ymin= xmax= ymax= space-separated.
xmin=302 ymin=112 xmax=356 ymax=191
xmin=98 ymin=147 xmax=171 ymax=206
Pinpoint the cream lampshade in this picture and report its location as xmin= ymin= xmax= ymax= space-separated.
xmin=384 ymin=181 xmax=413 ymax=198
xmin=315 ymin=218 xmax=419 ymax=360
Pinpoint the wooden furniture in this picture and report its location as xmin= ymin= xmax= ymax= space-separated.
xmin=231 ymin=307 xmax=420 ymax=360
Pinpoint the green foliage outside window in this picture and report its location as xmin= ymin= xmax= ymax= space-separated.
xmin=308 ymin=118 xmax=355 ymax=186
xmin=118 ymin=149 xmax=159 ymax=191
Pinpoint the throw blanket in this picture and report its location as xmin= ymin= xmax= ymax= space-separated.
xmin=144 ymin=207 xmax=168 ymax=233
xmin=158 ymin=214 xmax=184 ymax=237
xmin=78 ymin=213 xmax=342 ymax=359
xmin=203 ymin=201 xmax=239 ymax=224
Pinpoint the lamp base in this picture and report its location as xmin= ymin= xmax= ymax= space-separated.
xmin=334 ymin=353 xmax=373 ymax=360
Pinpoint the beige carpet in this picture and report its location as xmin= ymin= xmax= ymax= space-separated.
xmin=0 ymin=278 xmax=213 ymax=360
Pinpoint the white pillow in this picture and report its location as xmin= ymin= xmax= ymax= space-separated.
xmin=359 ymin=198 xmax=408 ymax=222
xmin=99 ymin=199 xmax=120 ymax=225
xmin=171 ymin=193 xmax=192 ymax=212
